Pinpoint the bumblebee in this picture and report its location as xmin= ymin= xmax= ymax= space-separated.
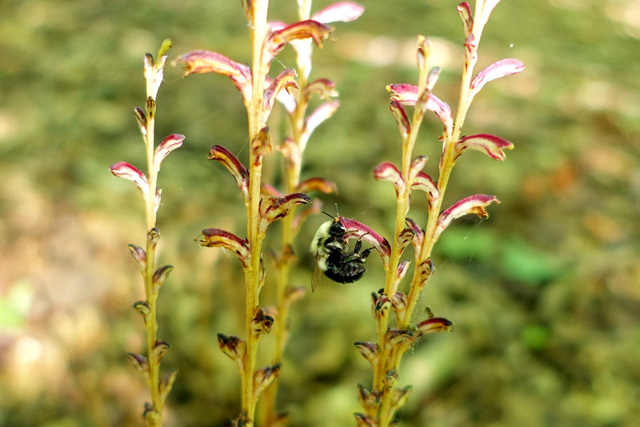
xmin=310 ymin=214 xmax=372 ymax=291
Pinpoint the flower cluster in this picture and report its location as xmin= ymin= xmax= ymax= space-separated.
xmin=110 ymin=40 xmax=183 ymax=426
xmin=180 ymin=1 xmax=363 ymax=424
xmin=341 ymin=2 xmax=525 ymax=426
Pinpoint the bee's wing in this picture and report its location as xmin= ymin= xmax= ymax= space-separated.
xmin=311 ymin=255 xmax=326 ymax=292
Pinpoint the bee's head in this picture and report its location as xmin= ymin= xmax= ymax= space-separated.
xmin=327 ymin=216 xmax=346 ymax=237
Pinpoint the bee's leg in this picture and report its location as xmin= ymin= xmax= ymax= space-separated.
xmin=353 ymin=239 xmax=363 ymax=253
xmin=360 ymin=247 xmax=373 ymax=259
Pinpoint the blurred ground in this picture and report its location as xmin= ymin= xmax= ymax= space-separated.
xmin=1 ymin=0 xmax=640 ymax=426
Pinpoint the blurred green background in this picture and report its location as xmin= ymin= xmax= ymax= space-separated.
xmin=1 ymin=0 xmax=639 ymax=426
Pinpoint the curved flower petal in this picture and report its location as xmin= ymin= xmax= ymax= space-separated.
xmin=217 ymin=333 xmax=246 ymax=371
xmin=265 ymin=20 xmax=332 ymax=67
xmin=389 ymin=100 xmax=410 ymax=139
xmin=387 ymin=84 xmax=452 ymax=130
xmin=425 ymin=93 xmax=452 ymax=129
xmin=411 ymin=172 xmax=439 ymax=208
xmin=339 ymin=216 xmax=391 ymax=268
xmin=404 ymin=217 xmax=424 ymax=250
xmin=435 ymin=194 xmax=499 ymax=240
xmin=303 ymin=78 xmax=338 ymax=102
xmin=415 ymin=316 xmax=453 ymax=336
xmin=179 ymin=50 xmax=252 ymax=103
xmin=259 ymin=193 xmax=312 ymax=233
xmin=264 ymin=68 xmax=298 ymax=117
xmin=373 ymin=161 xmax=404 ymax=194
xmin=134 ymin=107 xmax=147 ymax=136
xmin=154 ymin=134 xmax=185 ymax=168
xmin=110 ymin=161 xmax=149 ymax=195
xmin=457 ymin=2 xmax=473 ymax=38
xmin=254 ymin=364 xmax=281 ymax=398
xmin=301 ymin=100 xmax=339 ymax=151
xmin=198 ymin=228 xmax=251 ymax=268
xmin=387 ymin=83 xmax=418 ymax=104
xmin=152 ymin=265 xmax=174 ymax=294
xmin=454 ymin=133 xmax=514 ymax=161
xmin=354 ymin=341 xmax=379 ymax=366
xmin=409 ymin=156 xmax=428 ymax=180
xmin=296 ymin=177 xmax=338 ymax=194
xmin=312 ymin=2 xmax=365 ymax=24
xmin=470 ymin=58 xmax=525 ymax=98
xmin=395 ymin=261 xmax=411 ymax=290
xmin=208 ymin=145 xmax=249 ymax=199
xmin=251 ymin=127 xmax=273 ymax=158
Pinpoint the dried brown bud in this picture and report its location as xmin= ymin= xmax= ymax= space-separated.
xmin=152 ymin=340 xmax=171 ymax=363
xmin=357 ymin=384 xmax=379 ymax=413
xmin=254 ymin=364 xmax=281 ymax=397
xmin=252 ymin=307 xmax=275 ymax=335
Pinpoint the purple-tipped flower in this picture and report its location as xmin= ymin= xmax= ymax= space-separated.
xmin=303 ymin=78 xmax=338 ymax=102
xmin=154 ymin=134 xmax=185 ymax=169
xmin=404 ymin=217 xmax=424 ymax=250
xmin=389 ymin=100 xmax=411 ymax=139
xmin=128 ymin=244 xmax=147 ymax=268
xmin=435 ymin=194 xmax=499 ymax=240
xmin=264 ymin=20 xmax=333 ymax=68
xmin=387 ymin=84 xmax=452 ymax=131
xmin=415 ymin=317 xmax=453 ymax=336
xmin=127 ymin=352 xmax=149 ymax=377
xmin=470 ymin=58 xmax=525 ymax=100
xmin=152 ymin=265 xmax=174 ymax=294
xmin=411 ymin=171 xmax=439 ymax=209
xmin=457 ymin=2 xmax=474 ymax=38
xmin=373 ymin=162 xmax=405 ymax=195
xmin=152 ymin=340 xmax=171 ymax=363
xmin=198 ymin=229 xmax=251 ymax=269
xmin=208 ymin=145 xmax=250 ymax=199
xmin=339 ymin=217 xmax=392 ymax=268
xmin=110 ymin=161 xmax=149 ymax=194
xmin=454 ymin=133 xmax=514 ymax=162
xmin=134 ymin=107 xmax=147 ymax=135
xmin=354 ymin=341 xmax=379 ymax=366
xmin=386 ymin=329 xmax=414 ymax=349
xmin=396 ymin=261 xmax=411 ymax=285
xmin=259 ymin=193 xmax=312 ymax=234
xmin=179 ymin=51 xmax=253 ymax=103
xmin=264 ymin=68 xmax=298 ymax=117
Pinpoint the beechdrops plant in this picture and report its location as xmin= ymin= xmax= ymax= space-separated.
xmin=323 ymin=1 xmax=524 ymax=426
